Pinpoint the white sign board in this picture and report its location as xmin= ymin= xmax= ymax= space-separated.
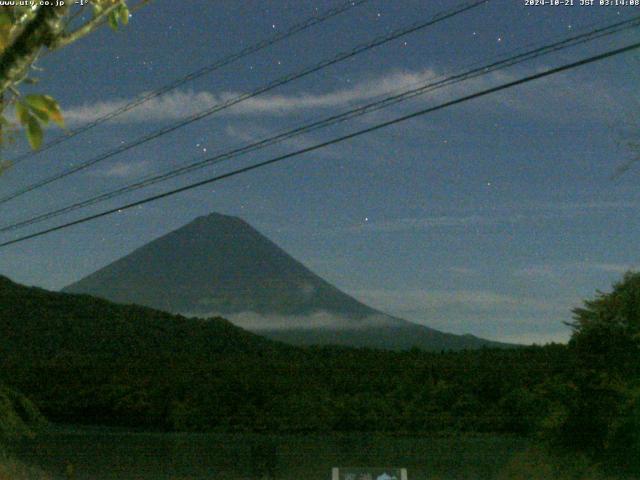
xmin=332 ymin=467 xmax=408 ymax=480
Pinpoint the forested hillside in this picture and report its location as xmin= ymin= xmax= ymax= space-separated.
xmin=0 ymin=275 xmax=280 ymax=360
xmin=2 ymin=274 xmax=561 ymax=434
xmin=0 ymin=384 xmax=48 ymax=480
xmin=1 ymin=274 xmax=638 ymax=476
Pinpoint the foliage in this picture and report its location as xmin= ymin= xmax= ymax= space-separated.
xmin=569 ymin=271 xmax=640 ymax=378
xmin=0 ymin=446 xmax=51 ymax=480
xmin=543 ymin=272 xmax=640 ymax=476
xmin=14 ymin=94 xmax=63 ymax=149
xmin=0 ymin=275 xmax=571 ymax=436
xmin=0 ymin=384 xmax=45 ymax=440
xmin=497 ymin=446 xmax=616 ymax=480
xmin=605 ymin=386 xmax=640 ymax=475
xmin=0 ymin=383 xmax=49 ymax=480
xmin=2 ymin=273 xmax=640 ymax=476
xmin=0 ymin=0 xmax=136 ymax=157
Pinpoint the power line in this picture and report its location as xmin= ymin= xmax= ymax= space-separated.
xmin=2 ymin=14 xmax=638 ymax=235
xmin=10 ymin=0 xmax=371 ymax=165
xmin=2 ymin=40 xmax=638 ymax=249
xmin=0 ymin=0 xmax=487 ymax=206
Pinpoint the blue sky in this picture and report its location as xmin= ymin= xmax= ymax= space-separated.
xmin=1 ymin=0 xmax=639 ymax=344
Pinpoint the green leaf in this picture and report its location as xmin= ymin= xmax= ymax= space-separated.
xmin=108 ymin=11 xmax=119 ymax=31
xmin=118 ymin=4 xmax=130 ymax=25
xmin=92 ymin=3 xmax=104 ymax=17
xmin=0 ymin=12 xmax=12 ymax=27
xmin=24 ymin=94 xmax=64 ymax=127
xmin=49 ymin=109 xmax=64 ymax=128
xmin=29 ymin=107 xmax=49 ymax=124
xmin=15 ymin=102 xmax=30 ymax=126
xmin=24 ymin=94 xmax=50 ymax=113
xmin=25 ymin=115 xmax=43 ymax=150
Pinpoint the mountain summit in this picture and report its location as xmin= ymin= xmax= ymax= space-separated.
xmin=64 ymin=213 xmax=377 ymax=319
xmin=64 ymin=213 xmax=508 ymax=350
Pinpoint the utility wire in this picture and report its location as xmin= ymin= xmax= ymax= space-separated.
xmin=2 ymin=14 xmax=638 ymax=234
xmin=0 ymin=0 xmax=487 ymax=206
xmin=10 ymin=0 xmax=370 ymax=165
xmin=2 ymin=40 xmax=638 ymax=249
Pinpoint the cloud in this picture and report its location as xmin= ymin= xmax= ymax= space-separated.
xmin=514 ymin=262 xmax=638 ymax=278
xmin=61 ymin=69 xmax=441 ymax=125
xmin=185 ymin=311 xmax=396 ymax=331
xmin=365 ymin=215 xmax=495 ymax=230
xmin=352 ymin=288 xmax=556 ymax=313
xmin=59 ymin=57 xmax=627 ymax=134
xmin=513 ymin=265 xmax=559 ymax=279
xmin=348 ymin=212 xmax=543 ymax=234
xmin=185 ymin=302 xmax=571 ymax=344
xmin=532 ymin=200 xmax=640 ymax=213
xmin=498 ymin=330 xmax=570 ymax=345
xmin=48 ymin=65 xmax=553 ymax=124
xmin=92 ymin=159 xmax=153 ymax=178
xmin=223 ymin=123 xmax=344 ymax=160
xmin=588 ymin=263 xmax=637 ymax=274
xmin=347 ymin=198 xmax=640 ymax=235
xmin=448 ymin=266 xmax=477 ymax=275
xmin=348 ymin=287 xmax=574 ymax=344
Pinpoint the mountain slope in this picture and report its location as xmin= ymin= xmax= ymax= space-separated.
xmin=262 ymin=326 xmax=503 ymax=351
xmin=65 ymin=213 xmax=377 ymax=320
xmin=0 ymin=275 xmax=278 ymax=361
xmin=63 ymin=213 xmax=509 ymax=350
xmin=0 ymin=275 xmax=560 ymax=435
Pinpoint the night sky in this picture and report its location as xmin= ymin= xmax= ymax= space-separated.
xmin=1 ymin=0 xmax=639 ymax=344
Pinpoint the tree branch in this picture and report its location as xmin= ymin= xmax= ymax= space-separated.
xmin=47 ymin=0 xmax=153 ymax=51
xmin=48 ymin=2 xmax=122 ymax=50
xmin=0 ymin=5 xmax=69 ymax=95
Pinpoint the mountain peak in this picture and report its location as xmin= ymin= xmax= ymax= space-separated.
xmin=178 ymin=212 xmax=250 ymax=233
xmin=64 ymin=212 xmax=378 ymax=319
xmin=63 ymin=213 xmax=510 ymax=351
xmin=192 ymin=212 xmax=244 ymax=224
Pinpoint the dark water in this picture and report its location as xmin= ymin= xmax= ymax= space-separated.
xmin=14 ymin=426 xmax=529 ymax=480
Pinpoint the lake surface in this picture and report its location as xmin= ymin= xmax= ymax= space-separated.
xmin=14 ymin=426 xmax=530 ymax=480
